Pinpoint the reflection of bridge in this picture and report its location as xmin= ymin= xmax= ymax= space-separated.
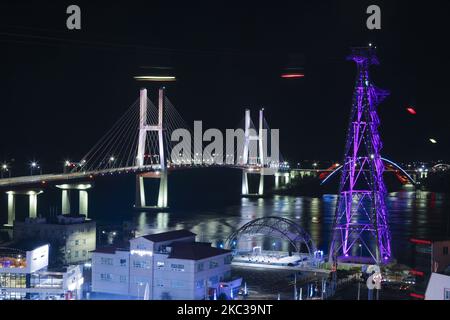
xmin=0 ymin=88 xmax=287 ymax=226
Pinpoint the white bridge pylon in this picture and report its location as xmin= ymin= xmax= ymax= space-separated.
xmin=242 ymin=109 xmax=266 ymax=196
xmin=135 ymin=88 xmax=168 ymax=209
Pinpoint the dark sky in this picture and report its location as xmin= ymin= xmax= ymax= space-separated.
xmin=1 ymin=1 xmax=449 ymax=175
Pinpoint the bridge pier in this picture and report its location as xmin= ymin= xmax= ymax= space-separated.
xmin=135 ymin=171 xmax=168 ymax=210
xmin=134 ymin=87 xmax=169 ymax=210
xmin=242 ymin=170 xmax=265 ymax=197
xmin=4 ymin=189 xmax=43 ymax=226
xmin=274 ymin=172 xmax=290 ymax=190
xmin=56 ymin=183 xmax=92 ymax=218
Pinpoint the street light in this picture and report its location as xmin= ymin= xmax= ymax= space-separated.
xmin=1 ymin=163 xmax=10 ymax=178
xmin=30 ymin=161 xmax=38 ymax=176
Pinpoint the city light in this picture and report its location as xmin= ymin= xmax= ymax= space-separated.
xmin=281 ymin=73 xmax=305 ymax=79
xmin=429 ymin=138 xmax=437 ymax=144
xmin=406 ymin=107 xmax=417 ymax=115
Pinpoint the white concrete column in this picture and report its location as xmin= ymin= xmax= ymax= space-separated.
xmin=29 ymin=193 xmax=38 ymax=218
xmin=136 ymin=88 xmax=148 ymax=167
xmin=157 ymin=171 xmax=168 ymax=208
xmin=62 ymin=189 xmax=71 ymax=214
xmin=243 ymin=109 xmax=251 ymax=165
xmin=7 ymin=192 xmax=15 ymax=226
xmin=259 ymin=109 xmax=265 ymax=166
xmin=56 ymin=184 xmax=92 ymax=216
xmin=275 ymin=174 xmax=280 ymax=189
xmin=79 ymin=190 xmax=88 ymax=217
xmin=135 ymin=176 xmax=146 ymax=208
xmin=285 ymin=173 xmax=291 ymax=185
xmin=258 ymin=174 xmax=264 ymax=196
xmin=242 ymin=171 xmax=249 ymax=195
xmin=158 ymin=88 xmax=166 ymax=170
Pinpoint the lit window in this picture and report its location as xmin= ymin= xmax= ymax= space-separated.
xmin=157 ymin=261 xmax=165 ymax=269
xmin=100 ymin=273 xmax=112 ymax=281
xmin=170 ymin=264 xmax=184 ymax=271
xmin=445 ymin=288 xmax=450 ymax=300
xmin=101 ymin=257 xmax=113 ymax=265
xmin=133 ymin=260 xmax=150 ymax=269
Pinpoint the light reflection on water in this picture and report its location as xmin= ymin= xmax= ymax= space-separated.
xmin=114 ymin=190 xmax=450 ymax=266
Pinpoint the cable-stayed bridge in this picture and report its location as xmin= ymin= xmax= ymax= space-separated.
xmin=0 ymin=88 xmax=289 ymax=225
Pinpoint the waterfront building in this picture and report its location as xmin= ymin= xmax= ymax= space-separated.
xmin=91 ymin=230 xmax=241 ymax=300
xmin=425 ymin=273 xmax=450 ymax=300
xmin=409 ymin=238 xmax=450 ymax=299
xmin=13 ymin=215 xmax=96 ymax=266
xmin=0 ymin=243 xmax=84 ymax=300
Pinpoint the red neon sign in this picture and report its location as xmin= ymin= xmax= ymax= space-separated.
xmin=410 ymin=293 xmax=425 ymax=299
xmin=410 ymin=238 xmax=432 ymax=245
xmin=410 ymin=270 xmax=424 ymax=277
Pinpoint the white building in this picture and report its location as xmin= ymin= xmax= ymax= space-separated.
xmin=13 ymin=215 xmax=96 ymax=266
xmin=0 ymin=244 xmax=84 ymax=300
xmin=425 ymin=273 xmax=450 ymax=300
xmin=92 ymin=230 xmax=239 ymax=300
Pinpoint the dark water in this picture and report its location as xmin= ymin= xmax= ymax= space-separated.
xmin=2 ymin=168 xmax=450 ymax=267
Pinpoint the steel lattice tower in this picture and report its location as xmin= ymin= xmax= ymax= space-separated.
xmin=329 ymin=47 xmax=391 ymax=265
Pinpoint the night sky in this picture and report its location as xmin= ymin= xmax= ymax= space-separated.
xmin=1 ymin=1 xmax=449 ymax=176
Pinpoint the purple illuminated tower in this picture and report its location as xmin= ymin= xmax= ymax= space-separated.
xmin=329 ymin=46 xmax=391 ymax=265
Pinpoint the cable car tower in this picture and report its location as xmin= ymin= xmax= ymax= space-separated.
xmin=329 ymin=46 xmax=391 ymax=266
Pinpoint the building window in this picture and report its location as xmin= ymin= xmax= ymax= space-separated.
xmin=74 ymin=251 xmax=79 ymax=258
xmin=443 ymin=288 xmax=450 ymax=300
xmin=82 ymin=250 xmax=87 ymax=257
xmin=209 ymin=260 xmax=219 ymax=269
xmin=75 ymin=240 xmax=79 ymax=246
xmin=0 ymin=273 xmax=26 ymax=288
xmin=170 ymin=264 xmax=185 ymax=271
xmin=119 ymin=275 xmax=127 ymax=283
xmin=120 ymin=259 xmax=127 ymax=267
xmin=83 ymin=239 xmax=87 ymax=245
xmin=133 ymin=260 xmax=150 ymax=269
xmin=209 ymin=276 xmax=219 ymax=285
xmin=157 ymin=261 xmax=165 ymax=269
xmin=443 ymin=247 xmax=449 ymax=255
xmin=224 ymin=255 xmax=232 ymax=265
xmin=171 ymin=280 xmax=185 ymax=288
xmin=156 ymin=279 xmax=164 ymax=287
xmin=101 ymin=257 xmax=113 ymax=265
xmin=100 ymin=273 xmax=112 ymax=281
xmin=196 ymin=280 xmax=204 ymax=289
xmin=197 ymin=263 xmax=204 ymax=272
